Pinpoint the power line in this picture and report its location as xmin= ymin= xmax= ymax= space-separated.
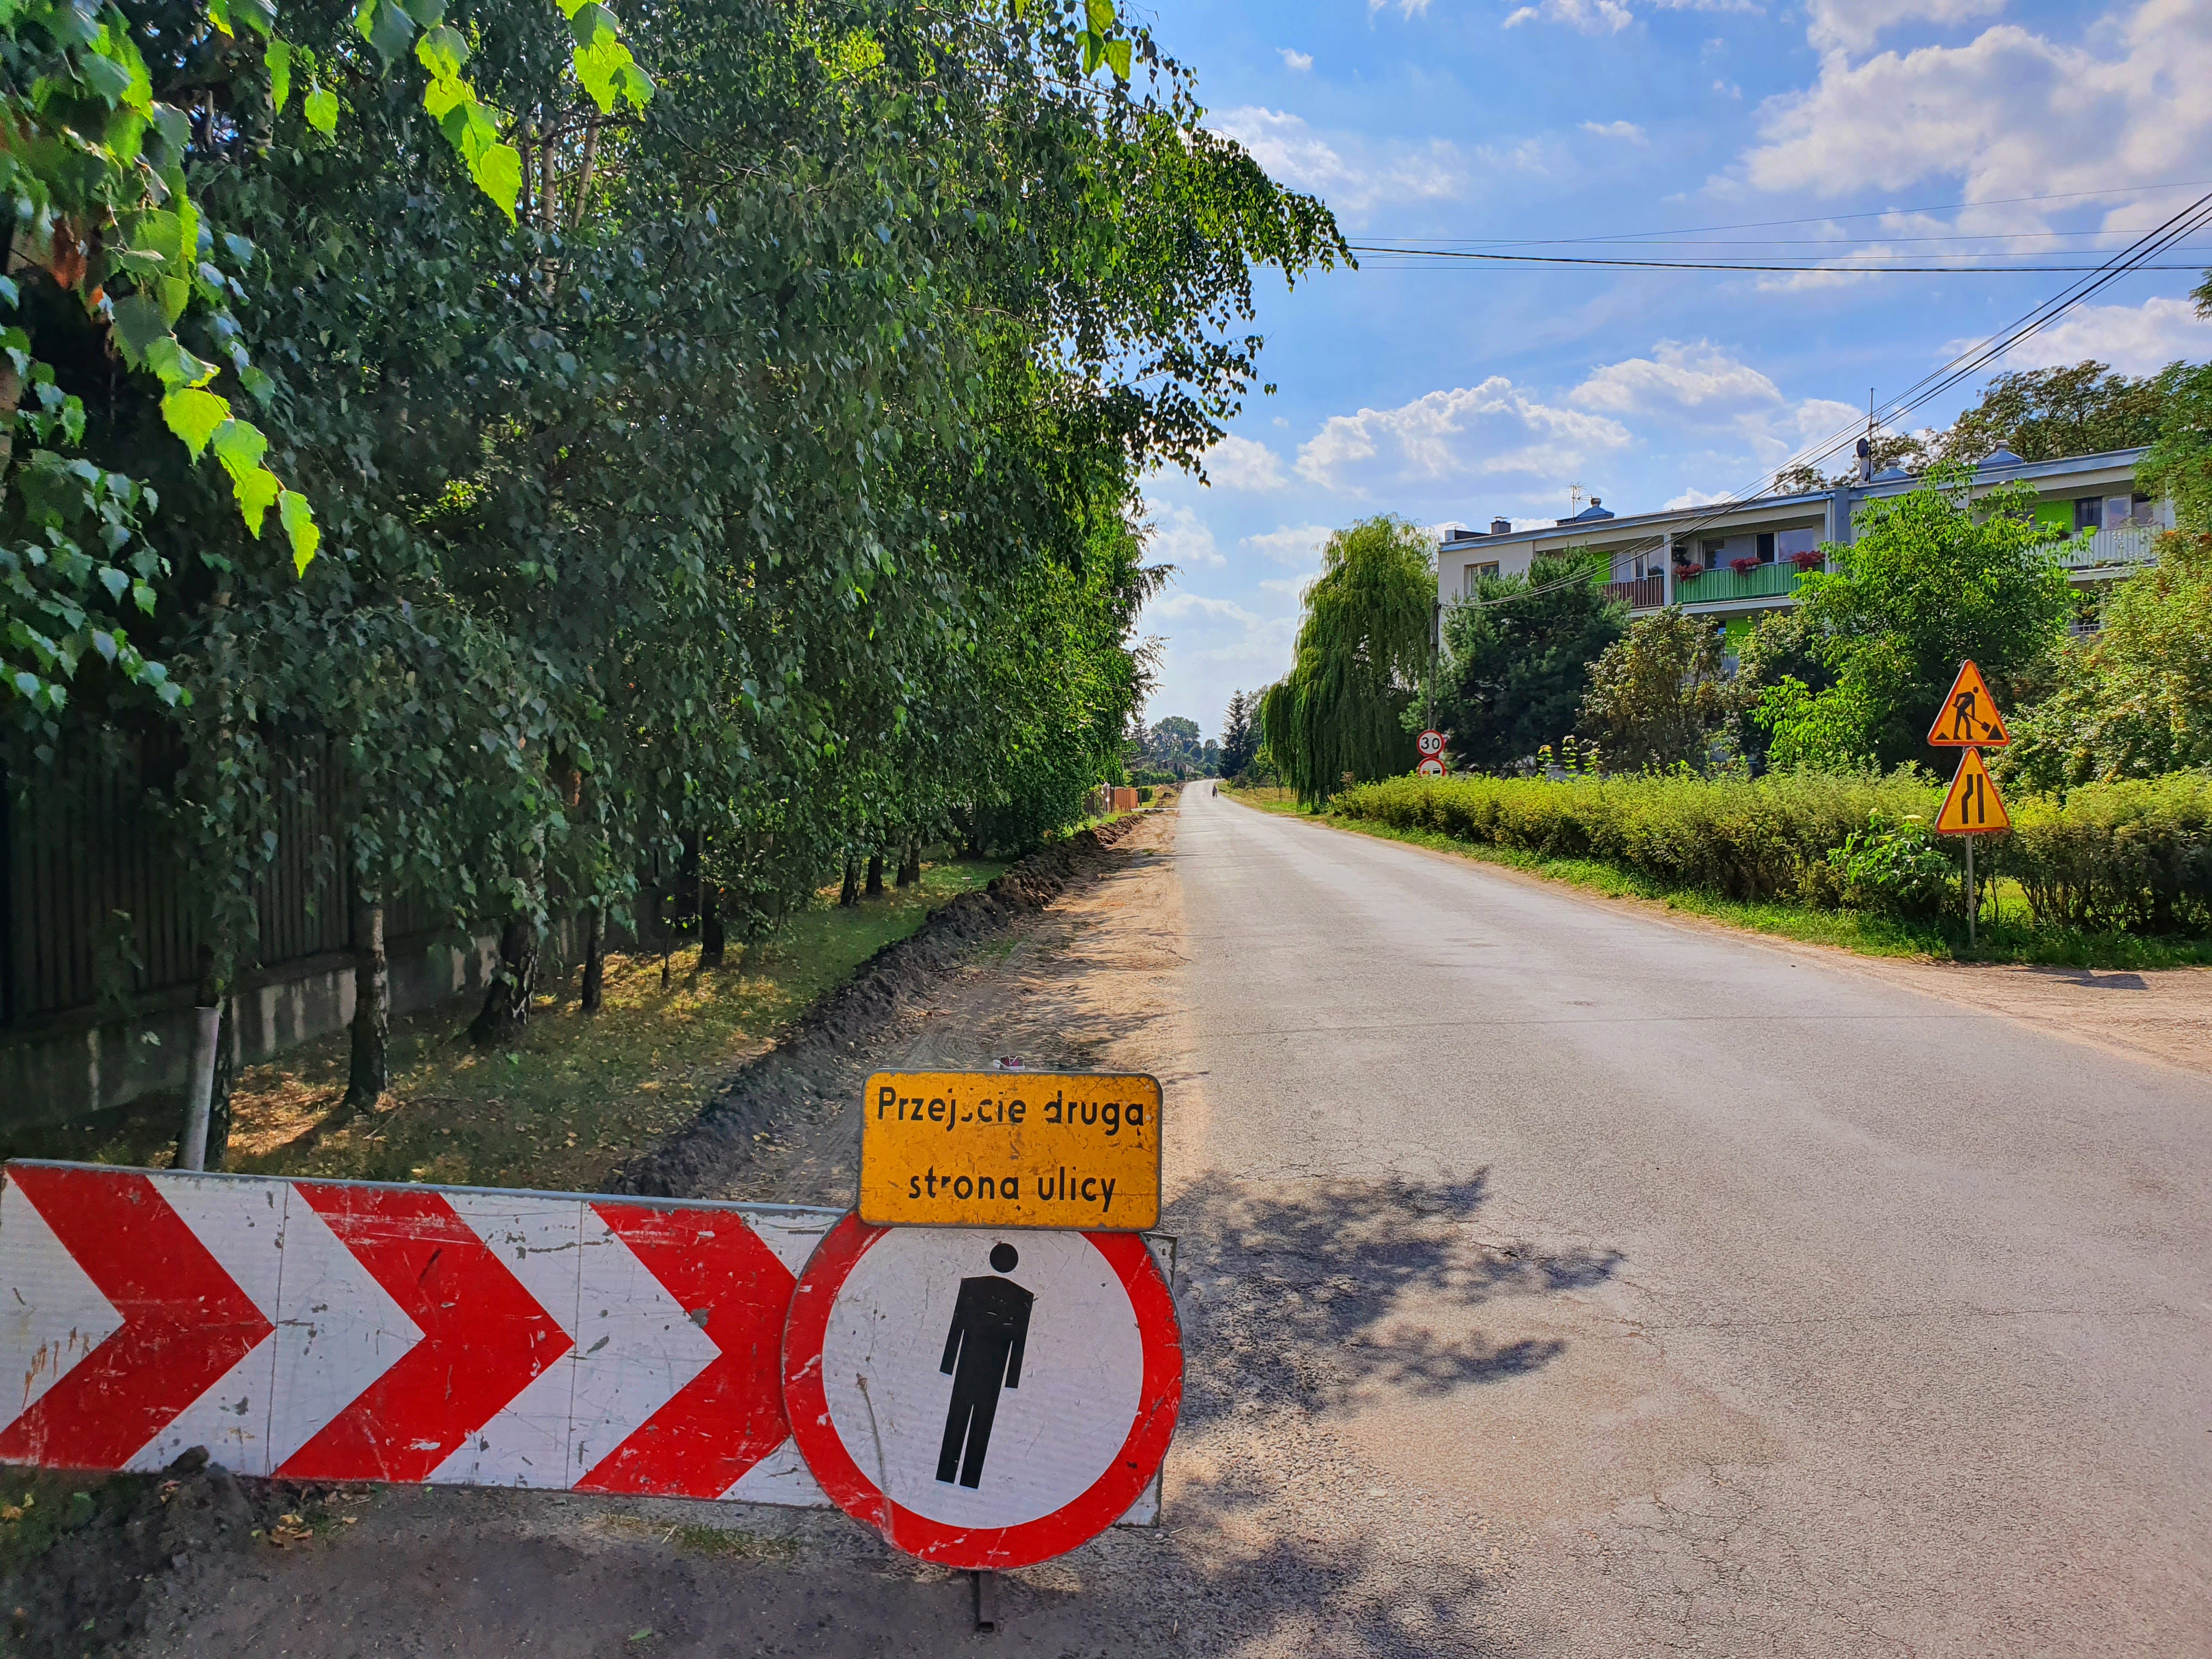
xmin=1362 ymin=179 xmax=2212 ymax=249
xmin=1347 ymin=246 xmax=2210 ymax=274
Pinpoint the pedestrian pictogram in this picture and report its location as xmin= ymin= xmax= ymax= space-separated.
xmin=1927 ymin=661 xmax=2010 ymax=748
xmin=1417 ymin=757 xmax=1445 ymax=777
xmin=1936 ymin=746 xmax=2010 ymax=836
xmin=782 ymin=1215 xmax=1182 ymax=1571
xmin=937 ymin=1242 xmax=1032 ymax=1488
xmin=1417 ymin=729 xmax=1445 ymax=757
xmin=0 ymin=1161 xmax=834 ymax=1504
xmin=859 ymin=1071 xmax=1161 ymax=1231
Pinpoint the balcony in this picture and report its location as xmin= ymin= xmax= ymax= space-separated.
xmin=2062 ymin=525 xmax=2162 ymax=570
xmin=1674 ymin=562 xmax=1808 ymax=606
xmin=1601 ymin=573 xmax=1665 ymax=610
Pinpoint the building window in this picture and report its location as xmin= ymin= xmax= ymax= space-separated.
xmin=1756 ymin=532 xmax=1775 ymax=564
xmin=1701 ymin=538 xmax=1726 ymax=570
xmin=1464 ymin=561 xmax=1499 ymax=596
xmin=2130 ymin=493 xmax=2155 ymax=527
xmin=1775 ymin=527 xmax=1819 ymax=560
xmin=2074 ymin=496 xmax=2102 ymax=532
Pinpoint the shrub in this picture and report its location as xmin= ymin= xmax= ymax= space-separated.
xmin=1332 ymin=769 xmax=2212 ymax=935
xmin=1833 ymin=810 xmax=1954 ymax=919
xmin=1330 ymin=770 xmax=1944 ymax=902
xmin=1997 ymin=771 xmax=2212 ymax=933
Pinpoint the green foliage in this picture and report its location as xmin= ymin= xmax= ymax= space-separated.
xmin=1131 ymin=714 xmax=1216 ymax=778
xmin=1332 ymin=768 xmax=2212 ymax=939
xmin=1999 ymin=771 xmax=2212 ymax=933
xmin=2002 ymin=532 xmax=2212 ymax=791
xmin=2138 ymin=355 xmax=2212 ymax=537
xmin=1259 ymin=515 xmax=1435 ymax=806
xmin=1931 ymin=359 xmax=2174 ymax=466
xmin=1217 ymin=688 xmax=1259 ymax=778
xmin=1329 ymin=770 xmax=1947 ymax=903
xmin=4 ymin=0 xmax=1342 ymax=1013
xmin=1436 ymin=550 xmax=1625 ymax=774
xmin=1751 ymin=465 xmax=2074 ymax=771
xmin=1575 ymin=607 xmax=1737 ymax=773
xmin=1830 ymin=809 xmax=1953 ymax=919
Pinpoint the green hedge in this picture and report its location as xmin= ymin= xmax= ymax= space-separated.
xmin=1329 ymin=770 xmax=2212 ymax=933
xmin=2002 ymin=772 xmax=2212 ymax=933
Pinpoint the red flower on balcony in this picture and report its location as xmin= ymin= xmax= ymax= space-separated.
xmin=1788 ymin=549 xmax=1825 ymax=571
xmin=1729 ymin=555 xmax=1760 ymax=574
xmin=1672 ymin=562 xmax=1700 ymax=580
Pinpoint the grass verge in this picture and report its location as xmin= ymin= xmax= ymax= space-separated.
xmin=34 ymin=858 xmax=1008 ymax=1189
xmin=1220 ymin=786 xmax=2212 ymax=969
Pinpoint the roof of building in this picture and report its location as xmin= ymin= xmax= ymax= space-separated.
xmin=1435 ymin=445 xmax=2151 ymax=557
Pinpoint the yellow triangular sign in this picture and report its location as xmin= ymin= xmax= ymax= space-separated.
xmin=1928 ymin=659 xmax=2010 ymax=747
xmin=1936 ymin=746 xmax=2010 ymax=836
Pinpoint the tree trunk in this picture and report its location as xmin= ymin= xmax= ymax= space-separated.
xmin=342 ymin=897 xmax=388 ymax=1113
xmin=699 ymin=885 xmax=725 ymax=967
xmin=177 ymin=996 xmax=238 ymax=1170
xmin=580 ymin=905 xmax=606 ymax=1014
xmin=205 ymin=1000 xmax=238 ymax=1171
xmin=471 ymin=917 xmax=538 ymax=1046
xmin=896 ymin=839 xmax=921 ymax=887
xmin=865 ymin=852 xmax=884 ymax=898
xmin=838 ymin=859 xmax=859 ymax=907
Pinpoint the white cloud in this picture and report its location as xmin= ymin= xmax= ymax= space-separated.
xmin=1370 ymin=0 xmax=1435 ymax=15
xmin=1804 ymin=0 xmax=2006 ymax=54
xmin=1209 ymin=108 xmax=1477 ymax=218
xmin=1664 ymin=486 xmax=1735 ymax=509
xmin=1150 ymin=591 xmax=1264 ymax=625
xmin=1294 ymin=378 xmax=1632 ymax=495
xmin=1144 ymin=502 xmax=1224 ymax=569
xmin=1203 ymin=433 xmax=1290 ymax=492
xmin=1570 ymin=340 xmax=1784 ymax=417
xmin=1956 ymin=294 xmax=2212 ymax=376
xmin=1241 ymin=523 xmax=1335 ymax=566
xmin=1258 ymin=573 xmax=1319 ymax=597
xmin=1580 ymin=120 xmax=1649 ymax=144
xmin=1505 ymin=0 xmax=1758 ymax=33
xmin=1735 ymin=1 xmax=2212 ymax=212
xmin=1278 ymin=47 xmax=1314 ymax=71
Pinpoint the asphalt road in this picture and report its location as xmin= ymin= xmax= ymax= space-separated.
xmin=1163 ymin=783 xmax=2211 ymax=1656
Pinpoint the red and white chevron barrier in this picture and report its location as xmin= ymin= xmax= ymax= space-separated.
xmin=0 ymin=1161 xmax=837 ymax=1502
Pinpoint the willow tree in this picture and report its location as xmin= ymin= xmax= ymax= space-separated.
xmin=1260 ymin=516 xmax=1435 ymax=806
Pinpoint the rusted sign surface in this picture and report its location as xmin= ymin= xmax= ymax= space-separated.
xmin=857 ymin=1071 xmax=1163 ymax=1231
xmin=0 ymin=1160 xmax=836 ymax=1500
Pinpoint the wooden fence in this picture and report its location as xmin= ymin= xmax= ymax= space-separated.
xmin=1 ymin=746 xmax=351 ymax=1031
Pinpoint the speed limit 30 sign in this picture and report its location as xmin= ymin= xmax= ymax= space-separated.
xmin=781 ymin=1216 xmax=1182 ymax=1570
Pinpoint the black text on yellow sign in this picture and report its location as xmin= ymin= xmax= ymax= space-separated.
xmin=858 ymin=1070 xmax=1162 ymax=1231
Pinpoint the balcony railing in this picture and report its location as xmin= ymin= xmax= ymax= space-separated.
xmin=1674 ymin=562 xmax=1808 ymax=605
xmin=2062 ymin=525 xmax=2161 ymax=569
xmin=1602 ymin=573 xmax=1665 ymax=610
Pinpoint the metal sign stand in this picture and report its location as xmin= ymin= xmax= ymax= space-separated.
xmin=1964 ymin=839 xmax=1975 ymax=950
xmin=973 ymin=1569 xmax=999 ymax=1632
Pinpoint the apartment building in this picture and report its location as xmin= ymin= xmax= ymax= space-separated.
xmin=1437 ymin=446 xmax=2171 ymax=658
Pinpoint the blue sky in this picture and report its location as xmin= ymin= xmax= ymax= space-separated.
xmin=1133 ymin=0 xmax=2212 ymax=737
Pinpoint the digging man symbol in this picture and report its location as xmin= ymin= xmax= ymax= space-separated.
xmin=936 ymin=1242 xmax=1033 ymax=1488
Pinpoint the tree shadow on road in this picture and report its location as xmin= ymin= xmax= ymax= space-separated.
xmin=1166 ymin=1167 xmax=1623 ymax=1430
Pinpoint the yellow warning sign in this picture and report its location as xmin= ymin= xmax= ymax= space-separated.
xmin=1928 ymin=659 xmax=2010 ymax=747
xmin=858 ymin=1071 xmax=1161 ymax=1231
xmin=1936 ymin=746 xmax=2010 ymax=836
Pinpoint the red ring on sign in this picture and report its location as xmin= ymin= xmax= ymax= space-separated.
xmin=781 ymin=1214 xmax=1183 ymax=1571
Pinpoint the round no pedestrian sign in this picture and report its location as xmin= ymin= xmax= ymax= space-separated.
xmin=781 ymin=1216 xmax=1182 ymax=1570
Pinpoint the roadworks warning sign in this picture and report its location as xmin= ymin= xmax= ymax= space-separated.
xmin=1927 ymin=660 xmax=2011 ymax=748
xmin=858 ymin=1071 xmax=1162 ymax=1231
